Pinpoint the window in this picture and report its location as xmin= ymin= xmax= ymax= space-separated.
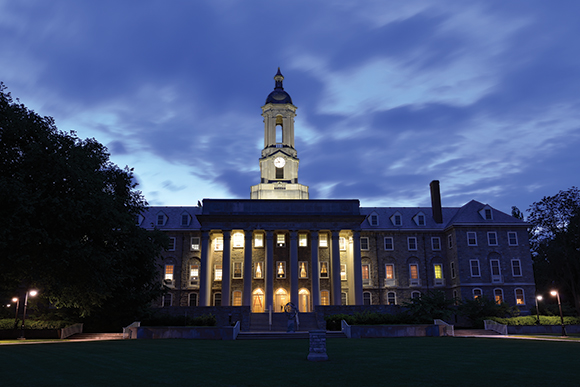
xmin=490 ymin=259 xmax=501 ymax=283
xmin=276 ymin=261 xmax=286 ymax=278
xmin=299 ymin=261 xmax=308 ymax=278
xmin=299 ymin=233 xmax=308 ymax=247
xmin=467 ymin=232 xmax=477 ymax=246
xmin=339 ymin=237 xmax=346 ymax=251
xmin=484 ymin=208 xmax=493 ymax=220
xmin=494 ymin=288 xmax=503 ymax=304
xmin=233 ymin=262 xmax=242 ymax=279
xmin=363 ymin=292 xmax=372 ymax=305
xmin=385 ymin=264 xmax=395 ymax=286
xmin=415 ymin=214 xmax=426 ymax=226
xmin=276 ymin=234 xmax=286 ymax=247
xmin=453 ymin=290 xmax=458 ymax=304
xmin=387 ymin=291 xmax=396 ymax=305
xmin=162 ymin=293 xmax=172 ymax=307
xmin=473 ymin=288 xmax=483 ymax=299
xmin=340 ymin=264 xmax=347 ymax=281
xmin=511 ymin=260 xmax=522 ymax=277
xmin=433 ymin=264 xmax=444 ymax=286
xmin=190 ymin=237 xmax=200 ymax=251
xmin=411 ymin=291 xmax=421 ymax=299
xmin=276 ymin=167 xmax=283 ymax=179
xmin=319 ymin=234 xmax=328 ymax=247
xmin=470 ymin=260 xmax=480 ymax=277
xmin=214 ymin=265 xmax=222 ymax=281
xmin=450 ymin=262 xmax=456 ymax=279
xmin=508 ymin=232 xmax=518 ymax=246
xmin=362 ymin=264 xmax=370 ymax=285
xmin=487 ymin=232 xmax=498 ymax=246
xmin=214 ymin=237 xmax=223 ymax=251
xmin=181 ymin=214 xmax=189 ymax=226
xmin=384 ymin=237 xmax=394 ymax=250
xmin=369 ymin=214 xmax=379 ymax=226
xmin=190 ymin=263 xmax=199 ymax=287
xmin=232 ymin=291 xmax=242 ymax=306
xmin=360 ymin=237 xmax=369 ymax=251
xmin=341 ymin=292 xmax=347 ymax=306
xmin=164 ymin=264 xmax=174 ymax=281
xmin=188 ymin=293 xmax=197 ymax=306
xmin=320 ymin=290 xmax=330 ymax=306
xmin=254 ymin=234 xmax=264 ymax=248
xmin=157 ymin=214 xmax=165 ymax=226
xmin=409 ymin=264 xmax=420 ymax=286
xmin=431 ymin=237 xmax=441 ymax=251
xmin=515 ymin=288 xmax=525 ymax=305
xmin=407 ymin=237 xmax=417 ymax=251
xmin=233 ymin=232 xmax=244 ymax=248
xmin=320 ymin=262 xmax=329 ymax=278
xmin=168 ymin=237 xmax=176 ymax=251
xmin=254 ymin=262 xmax=263 ymax=279
xmin=392 ymin=213 xmax=402 ymax=226
xmin=214 ymin=292 xmax=222 ymax=306
xmin=448 ymin=234 xmax=453 ymax=249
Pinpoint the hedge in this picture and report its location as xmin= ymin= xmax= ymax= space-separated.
xmin=140 ymin=313 xmax=216 ymax=327
xmin=487 ymin=315 xmax=580 ymax=326
xmin=0 ymin=319 xmax=73 ymax=330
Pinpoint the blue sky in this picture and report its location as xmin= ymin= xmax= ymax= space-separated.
xmin=2 ymin=0 xmax=579 ymax=216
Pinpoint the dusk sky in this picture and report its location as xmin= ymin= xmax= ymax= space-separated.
xmin=2 ymin=1 xmax=579 ymax=216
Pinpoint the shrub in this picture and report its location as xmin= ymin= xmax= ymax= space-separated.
xmin=0 ymin=319 xmax=73 ymax=330
xmin=487 ymin=315 xmax=580 ymax=326
xmin=141 ymin=313 xmax=216 ymax=327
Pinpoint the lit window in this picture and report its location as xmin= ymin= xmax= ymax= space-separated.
xmin=233 ymin=262 xmax=242 ymax=279
xmin=470 ymin=260 xmax=480 ymax=277
xmin=188 ymin=293 xmax=197 ymax=306
xmin=408 ymin=237 xmax=417 ymax=251
xmin=299 ymin=261 xmax=308 ymax=279
xmin=190 ymin=263 xmax=199 ymax=287
xmin=431 ymin=237 xmax=441 ymax=251
xmin=363 ymin=291 xmax=372 ymax=305
xmin=254 ymin=234 xmax=263 ymax=248
xmin=341 ymin=264 xmax=347 ymax=281
xmin=511 ymin=260 xmax=522 ymax=277
xmin=277 ymin=234 xmax=285 ymax=247
xmin=299 ymin=233 xmax=308 ymax=247
xmin=320 ymin=262 xmax=329 ymax=278
xmin=494 ymin=288 xmax=503 ymax=304
xmin=339 ymin=237 xmax=346 ymax=251
xmin=450 ymin=262 xmax=456 ymax=278
xmin=214 ymin=265 xmax=222 ymax=281
xmin=409 ymin=264 xmax=419 ymax=286
xmin=360 ymin=237 xmax=369 ymax=251
xmin=190 ymin=237 xmax=200 ymax=251
xmin=254 ymin=262 xmax=263 ymax=279
xmin=384 ymin=237 xmax=394 ymax=250
xmin=319 ymin=234 xmax=328 ymax=247
xmin=385 ymin=264 xmax=395 ymax=287
xmin=164 ymin=265 xmax=174 ymax=281
xmin=162 ymin=293 xmax=172 ymax=307
xmin=473 ymin=288 xmax=483 ymax=299
xmin=232 ymin=291 xmax=242 ymax=306
xmin=515 ymin=288 xmax=525 ymax=305
xmin=214 ymin=237 xmax=223 ymax=251
xmin=214 ymin=293 xmax=221 ymax=306
xmin=508 ymin=232 xmax=518 ymax=246
xmin=434 ymin=264 xmax=443 ymax=286
xmin=181 ymin=214 xmax=189 ymax=226
xmin=320 ymin=290 xmax=330 ymax=306
xmin=387 ymin=291 xmax=396 ymax=305
xmin=487 ymin=232 xmax=498 ymax=246
xmin=276 ymin=261 xmax=286 ymax=279
xmin=233 ymin=232 xmax=244 ymax=248
xmin=362 ymin=264 xmax=370 ymax=285
xmin=490 ymin=259 xmax=501 ymax=282
xmin=467 ymin=232 xmax=477 ymax=246
xmin=168 ymin=237 xmax=176 ymax=251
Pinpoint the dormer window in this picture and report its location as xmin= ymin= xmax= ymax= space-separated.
xmin=156 ymin=213 xmax=167 ymax=226
xmin=479 ymin=206 xmax=493 ymax=220
xmin=181 ymin=213 xmax=191 ymax=226
xmin=413 ymin=212 xmax=426 ymax=226
xmin=369 ymin=213 xmax=379 ymax=226
xmin=135 ymin=214 xmax=144 ymax=226
xmin=391 ymin=212 xmax=403 ymax=227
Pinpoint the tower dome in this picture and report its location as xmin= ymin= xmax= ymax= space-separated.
xmin=265 ymin=68 xmax=293 ymax=105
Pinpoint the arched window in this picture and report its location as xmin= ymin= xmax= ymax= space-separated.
xmin=299 ymin=288 xmax=311 ymax=312
xmin=162 ymin=293 xmax=172 ymax=307
xmin=387 ymin=291 xmax=396 ymax=305
xmin=214 ymin=292 xmax=222 ymax=306
xmin=363 ymin=291 xmax=372 ymax=305
xmin=473 ymin=288 xmax=483 ymax=299
xmin=494 ymin=288 xmax=504 ymax=304
xmin=189 ymin=293 xmax=198 ymax=306
xmin=252 ymin=288 xmax=264 ymax=313
xmin=411 ymin=291 xmax=421 ymax=300
xmin=515 ymin=288 xmax=525 ymax=305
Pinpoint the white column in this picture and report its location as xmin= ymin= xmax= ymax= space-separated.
xmin=331 ymin=231 xmax=341 ymax=305
xmin=290 ymin=231 xmax=299 ymax=305
xmin=310 ymin=231 xmax=320 ymax=306
xmin=222 ymin=231 xmax=231 ymax=306
xmin=243 ymin=230 xmax=253 ymax=306
xmin=265 ymin=231 xmax=274 ymax=312
xmin=352 ymin=231 xmax=363 ymax=305
xmin=199 ymin=231 xmax=211 ymax=306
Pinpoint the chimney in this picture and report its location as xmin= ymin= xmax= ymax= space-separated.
xmin=430 ymin=180 xmax=443 ymax=224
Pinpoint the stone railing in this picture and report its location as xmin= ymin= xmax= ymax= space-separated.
xmin=484 ymin=320 xmax=508 ymax=335
xmin=434 ymin=319 xmax=454 ymax=336
xmin=61 ymin=323 xmax=83 ymax=339
xmin=123 ymin=321 xmax=141 ymax=339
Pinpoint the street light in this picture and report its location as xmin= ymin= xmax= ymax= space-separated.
xmin=550 ymin=290 xmax=567 ymax=337
xmin=12 ymin=297 xmax=20 ymax=330
xmin=535 ymin=295 xmax=543 ymax=324
xmin=19 ymin=290 xmax=38 ymax=340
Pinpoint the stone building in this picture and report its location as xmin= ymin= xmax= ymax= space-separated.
xmin=139 ymin=69 xmax=535 ymax=314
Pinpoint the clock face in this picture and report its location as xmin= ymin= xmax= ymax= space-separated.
xmin=274 ymin=157 xmax=286 ymax=168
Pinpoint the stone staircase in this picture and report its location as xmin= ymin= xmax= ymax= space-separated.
xmin=454 ymin=329 xmax=502 ymax=337
xmin=69 ymin=333 xmax=124 ymax=341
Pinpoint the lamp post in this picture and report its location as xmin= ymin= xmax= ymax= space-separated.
xmin=12 ymin=297 xmax=20 ymax=330
xmin=535 ymin=295 xmax=542 ymax=324
xmin=19 ymin=290 xmax=38 ymax=340
xmin=550 ymin=290 xmax=567 ymax=337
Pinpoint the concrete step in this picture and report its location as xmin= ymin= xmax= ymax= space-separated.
xmin=236 ymin=331 xmax=347 ymax=340
xmin=69 ymin=333 xmax=124 ymax=341
xmin=249 ymin=312 xmax=319 ymax=332
xmin=454 ymin=329 xmax=502 ymax=336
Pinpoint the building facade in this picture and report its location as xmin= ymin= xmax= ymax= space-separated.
xmin=139 ymin=70 xmax=535 ymax=313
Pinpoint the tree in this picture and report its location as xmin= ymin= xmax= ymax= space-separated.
xmin=0 ymin=83 xmax=166 ymax=318
xmin=527 ymin=187 xmax=580 ymax=315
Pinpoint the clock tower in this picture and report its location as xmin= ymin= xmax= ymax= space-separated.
xmin=251 ymin=69 xmax=309 ymax=199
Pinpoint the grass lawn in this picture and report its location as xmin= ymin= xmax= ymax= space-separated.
xmin=1 ymin=337 xmax=579 ymax=387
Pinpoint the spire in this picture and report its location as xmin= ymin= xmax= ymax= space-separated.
xmin=274 ymin=67 xmax=284 ymax=90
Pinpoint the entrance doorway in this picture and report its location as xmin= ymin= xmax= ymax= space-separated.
xmin=274 ymin=288 xmax=288 ymax=313
xmin=299 ymin=288 xmax=310 ymax=312
xmin=252 ymin=288 xmax=264 ymax=313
